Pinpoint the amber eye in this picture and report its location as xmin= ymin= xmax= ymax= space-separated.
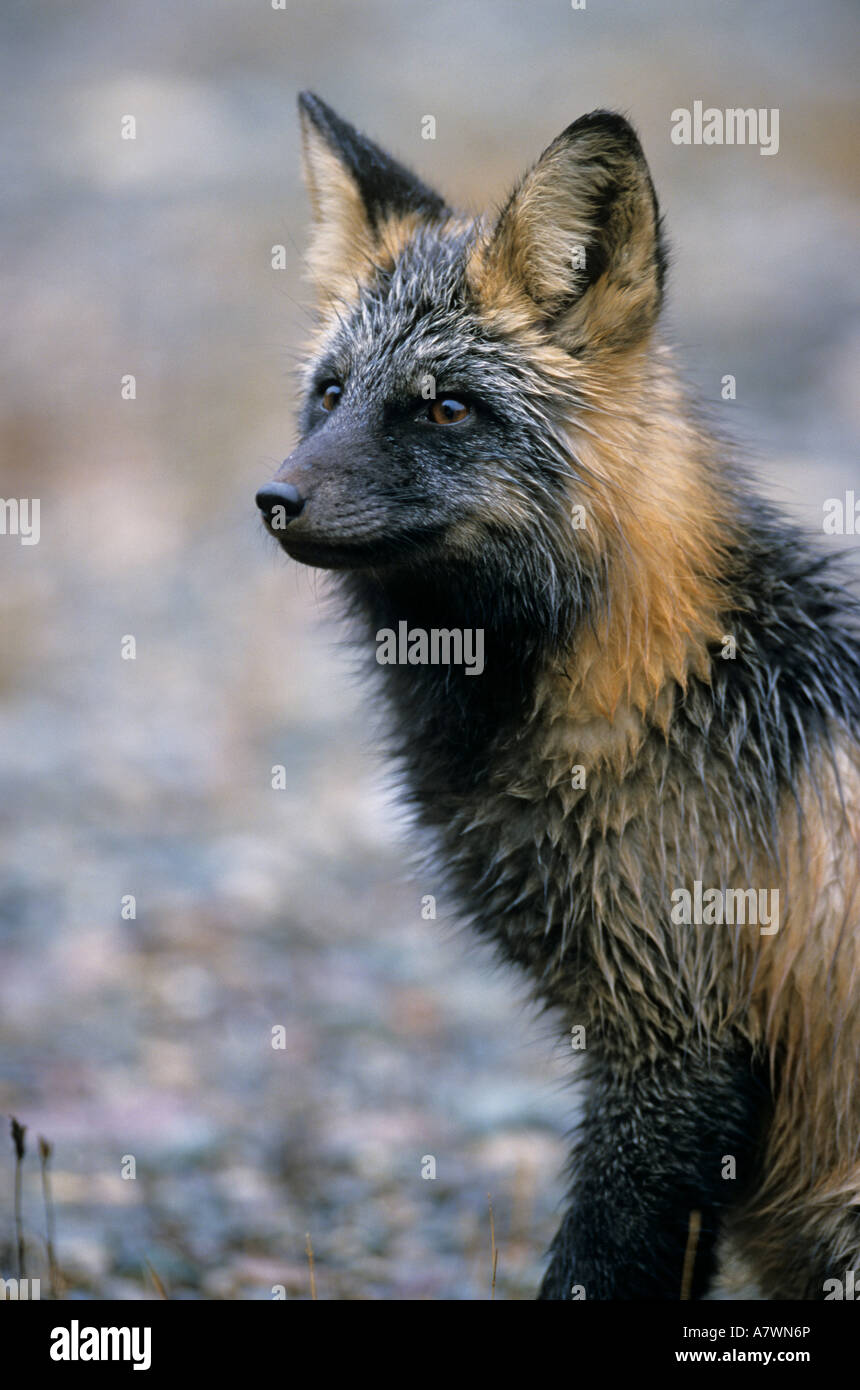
xmin=320 ymin=383 xmax=342 ymax=412
xmin=428 ymin=397 xmax=470 ymax=425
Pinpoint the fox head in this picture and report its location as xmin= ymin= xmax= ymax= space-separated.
xmin=258 ymin=95 xmax=729 ymax=713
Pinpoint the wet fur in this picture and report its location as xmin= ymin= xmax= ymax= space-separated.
xmin=264 ymin=93 xmax=860 ymax=1298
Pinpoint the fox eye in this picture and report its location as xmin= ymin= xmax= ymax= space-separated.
xmin=428 ymin=397 xmax=471 ymax=425
xmin=320 ymin=382 xmax=342 ymax=412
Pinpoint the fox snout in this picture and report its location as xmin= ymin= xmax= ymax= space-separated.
xmin=256 ymin=478 xmax=305 ymax=524
xmin=255 ymin=407 xmax=461 ymax=571
xmin=255 ymin=437 xmax=398 ymax=571
xmin=255 ymin=428 xmax=372 ymax=568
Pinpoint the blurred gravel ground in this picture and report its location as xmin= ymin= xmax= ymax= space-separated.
xmin=0 ymin=0 xmax=857 ymax=1298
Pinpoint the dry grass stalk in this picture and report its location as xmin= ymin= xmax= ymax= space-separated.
xmin=10 ymin=1117 xmax=27 ymax=1280
xmin=305 ymin=1232 xmax=317 ymax=1300
xmin=38 ymin=1135 xmax=61 ymax=1298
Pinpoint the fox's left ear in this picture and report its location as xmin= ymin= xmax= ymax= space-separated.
xmin=477 ymin=111 xmax=667 ymax=355
xmin=298 ymin=92 xmax=448 ymax=307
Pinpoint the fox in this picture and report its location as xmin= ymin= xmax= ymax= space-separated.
xmin=256 ymin=92 xmax=860 ymax=1299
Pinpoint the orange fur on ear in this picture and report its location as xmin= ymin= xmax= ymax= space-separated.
xmin=472 ymin=111 xmax=665 ymax=356
xmin=297 ymin=91 xmax=449 ymax=313
xmin=298 ymin=106 xmax=378 ymax=309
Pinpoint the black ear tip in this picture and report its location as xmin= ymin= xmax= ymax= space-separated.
xmin=297 ymin=90 xmax=363 ymax=155
xmin=561 ymin=109 xmax=646 ymax=158
xmin=298 ymin=91 xmax=342 ymax=134
xmin=297 ymin=90 xmax=323 ymax=123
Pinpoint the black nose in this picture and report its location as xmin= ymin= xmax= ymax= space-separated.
xmin=256 ymin=480 xmax=305 ymax=520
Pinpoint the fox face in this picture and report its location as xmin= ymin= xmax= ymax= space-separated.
xmin=257 ymin=95 xmax=671 ymax=614
xmin=266 ymin=221 xmax=562 ymax=573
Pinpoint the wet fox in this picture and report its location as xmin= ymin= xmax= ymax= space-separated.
xmin=257 ymin=93 xmax=860 ymax=1299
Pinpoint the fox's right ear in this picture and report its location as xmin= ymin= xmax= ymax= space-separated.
xmin=298 ymin=92 xmax=447 ymax=308
xmin=476 ymin=111 xmax=667 ymax=355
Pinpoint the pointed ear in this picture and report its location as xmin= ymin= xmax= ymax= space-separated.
xmin=476 ymin=111 xmax=667 ymax=355
xmin=297 ymin=92 xmax=448 ymax=307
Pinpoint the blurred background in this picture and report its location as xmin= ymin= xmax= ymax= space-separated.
xmin=0 ymin=0 xmax=857 ymax=1299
